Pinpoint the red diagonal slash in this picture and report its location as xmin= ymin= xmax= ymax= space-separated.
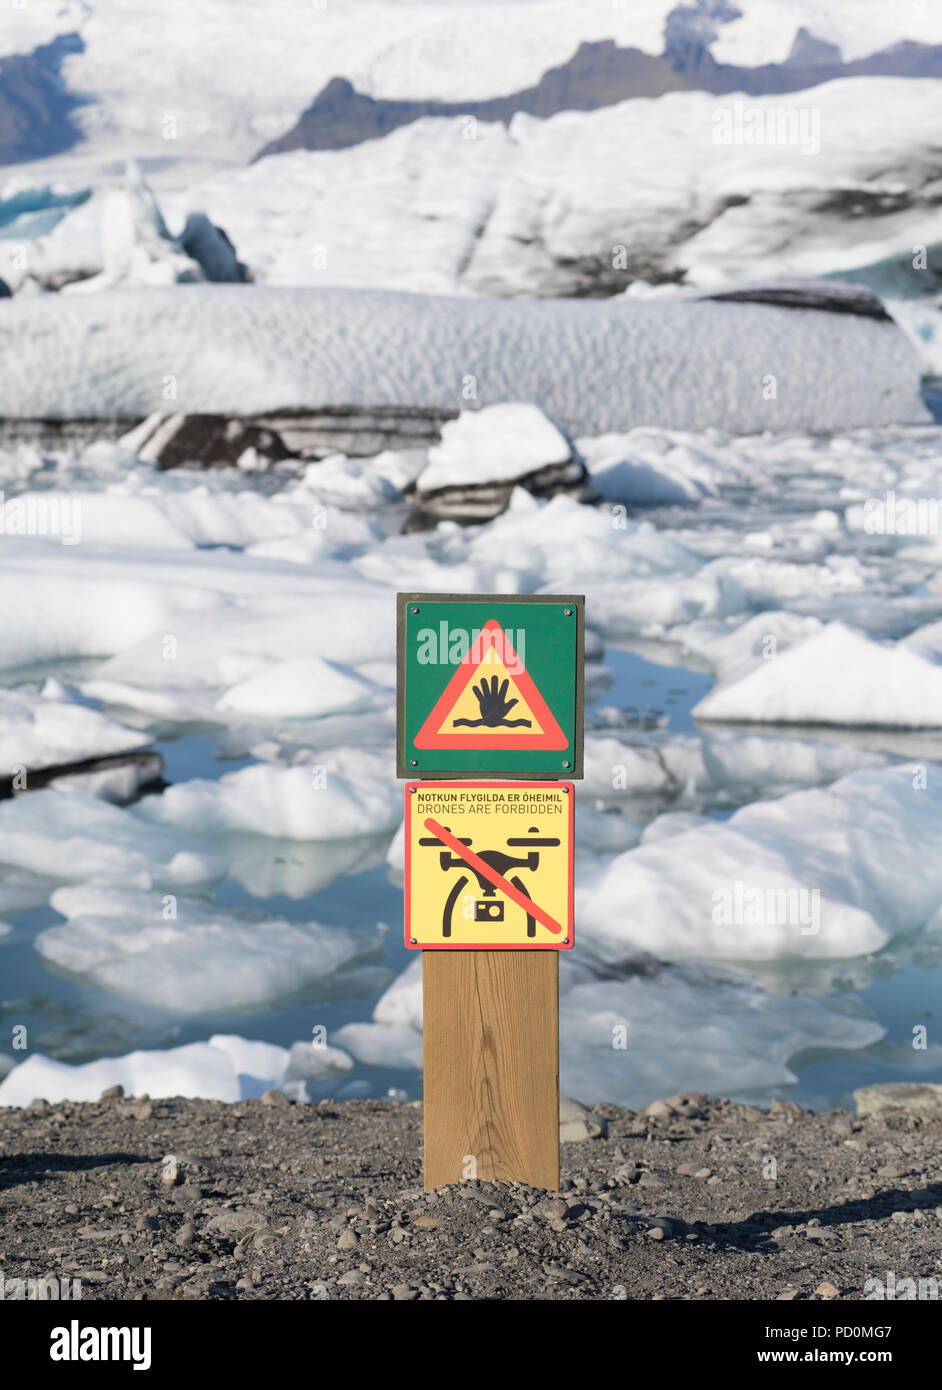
xmin=423 ymin=816 xmax=562 ymax=935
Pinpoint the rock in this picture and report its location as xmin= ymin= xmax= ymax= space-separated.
xmin=646 ymin=1225 xmax=666 ymax=1240
xmin=175 ymin=1222 xmax=195 ymax=1248
xmin=336 ymin=1229 xmax=358 ymax=1250
xmin=536 ymin=1198 xmax=569 ymax=1223
xmin=179 ymin=212 xmax=250 ymax=283
xmin=100 ymin=1084 xmax=124 ymax=1101
xmin=169 ymin=1185 xmax=203 ymax=1203
xmin=119 ymin=413 xmax=292 ymax=471
xmin=454 ymin=1188 xmax=505 ymax=1209
xmin=854 ymin=1083 xmax=942 ymax=1116
xmin=205 ymin=1208 xmax=269 ymax=1237
xmin=261 ymin=1088 xmax=290 ymax=1108
xmin=412 ymin=1215 xmax=445 ymax=1229
xmin=545 ymin=1267 xmax=590 ymax=1283
xmin=876 ymin=1162 xmax=911 ymax=1179
xmin=337 ymin=1269 xmax=367 ymax=1286
xmin=392 ymin=1283 xmax=419 ymax=1301
xmin=560 ymin=1096 xmax=607 ymax=1141
xmin=645 ymin=1099 xmax=675 ymax=1119
xmin=814 ymin=1281 xmax=840 ymax=1299
xmin=406 ymin=404 xmax=587 ymax=524
xmin=236 ymin=1276 xmax=254 ymax=1291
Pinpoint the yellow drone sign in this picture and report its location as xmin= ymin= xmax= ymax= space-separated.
xmin=404 ymin=781 xmax=574 ymax=950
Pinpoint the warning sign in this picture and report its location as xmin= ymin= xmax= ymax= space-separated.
xmin=414 ymin=620 xmax=567 ymax=750
xmin=397 ymin=593 xmax=583 ymax=779
xmin=404 ymin=781 xmax=574 ymax=950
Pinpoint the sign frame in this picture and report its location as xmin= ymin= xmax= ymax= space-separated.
xmin=396 ymin=592 xmax=584 ymax=779
xmin=404 ymin=779 xmax=575 ymax=951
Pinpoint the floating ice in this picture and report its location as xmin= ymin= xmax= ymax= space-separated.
xmin=0 ymin=788 xmax=223 ymax=889
xmin=0 ymin=684 xmax=150 ymax=777
xmin=0 ymin=281 xmax=925 ymax=435
xmin=580 ymin=764 xmax=942 ymax=961
xmin=135 ymin=762 xmax=402 ymax=842
xmin=216 ymin=658 xmax=386 ymax=721
xmin=335 ymin=953 xmax=884 ymax=1105
xmin=38 ymin=885 xmax=385 ymax=1012
xmin=694 ymin=622 xmax=942 ymax=727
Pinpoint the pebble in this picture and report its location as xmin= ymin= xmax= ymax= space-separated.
xmin=814 ymin=1281 xmax=840 ymax=1300
xmin=100 ymin=1085 xmax=124 ymax=1101
xmin=392 ymin=1284 xmax=419 ymax=1301
xmin=261 ymin=1089 xmax=290 ymax=1108
xmin=175 ymin=1223 xmax=195 ymax=1248
xmin=336 ymin=1229 xmax=358 ymax=1250
xmin=536 ymin=1198 xmax=569 ymax=1222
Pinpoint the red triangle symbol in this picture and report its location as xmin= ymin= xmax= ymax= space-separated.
xmin=414 ymin=619 xmax=569 ymax=750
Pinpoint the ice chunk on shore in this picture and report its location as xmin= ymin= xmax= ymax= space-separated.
xmin=38 ymin=885 xmax=384 ymax=1011
xmin=0 ymin=1030 xmax=343 ymax=1106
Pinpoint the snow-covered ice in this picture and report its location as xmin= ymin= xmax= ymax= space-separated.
xmin=0 ymin=283 xmax=926 ymax=435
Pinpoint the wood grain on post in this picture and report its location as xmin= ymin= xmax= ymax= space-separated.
xmin=422 ymin=949 xmax=559 ymax=1192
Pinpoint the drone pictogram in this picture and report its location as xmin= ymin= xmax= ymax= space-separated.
xmin=419 ymin=822 xmax=561 ymax=938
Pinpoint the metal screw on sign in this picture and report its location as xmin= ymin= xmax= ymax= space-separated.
xmin=410 ymin=760 xmax=418 ymax=766
xmin=410 ymin=937 xmax=417 ymax=944
xmin=562 ymin=760 xmax=571 ymax=769
xmin=411 ymin=606 xmax=420 ymax=614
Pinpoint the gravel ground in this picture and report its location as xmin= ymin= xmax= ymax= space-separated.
xmin=1 ymin=1087 xmax=941 ymax=1301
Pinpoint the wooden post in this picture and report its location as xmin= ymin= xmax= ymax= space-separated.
xmin=422 ymin=949 xmax=559 ymax=1191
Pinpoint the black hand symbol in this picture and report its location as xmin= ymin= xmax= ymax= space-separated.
xmin=453 ymin=676 xmax=532 ymax=729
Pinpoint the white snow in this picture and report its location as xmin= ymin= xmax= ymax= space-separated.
xmin=38 ymin=884 xmax=384 ymax=1011
xmin=170 ymin=80 xmax=942 ymax=308
xmin=0 ymin=282 xmax=925 ymax=436
xmin=712 ymin=2 xmax=942 ymax=66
